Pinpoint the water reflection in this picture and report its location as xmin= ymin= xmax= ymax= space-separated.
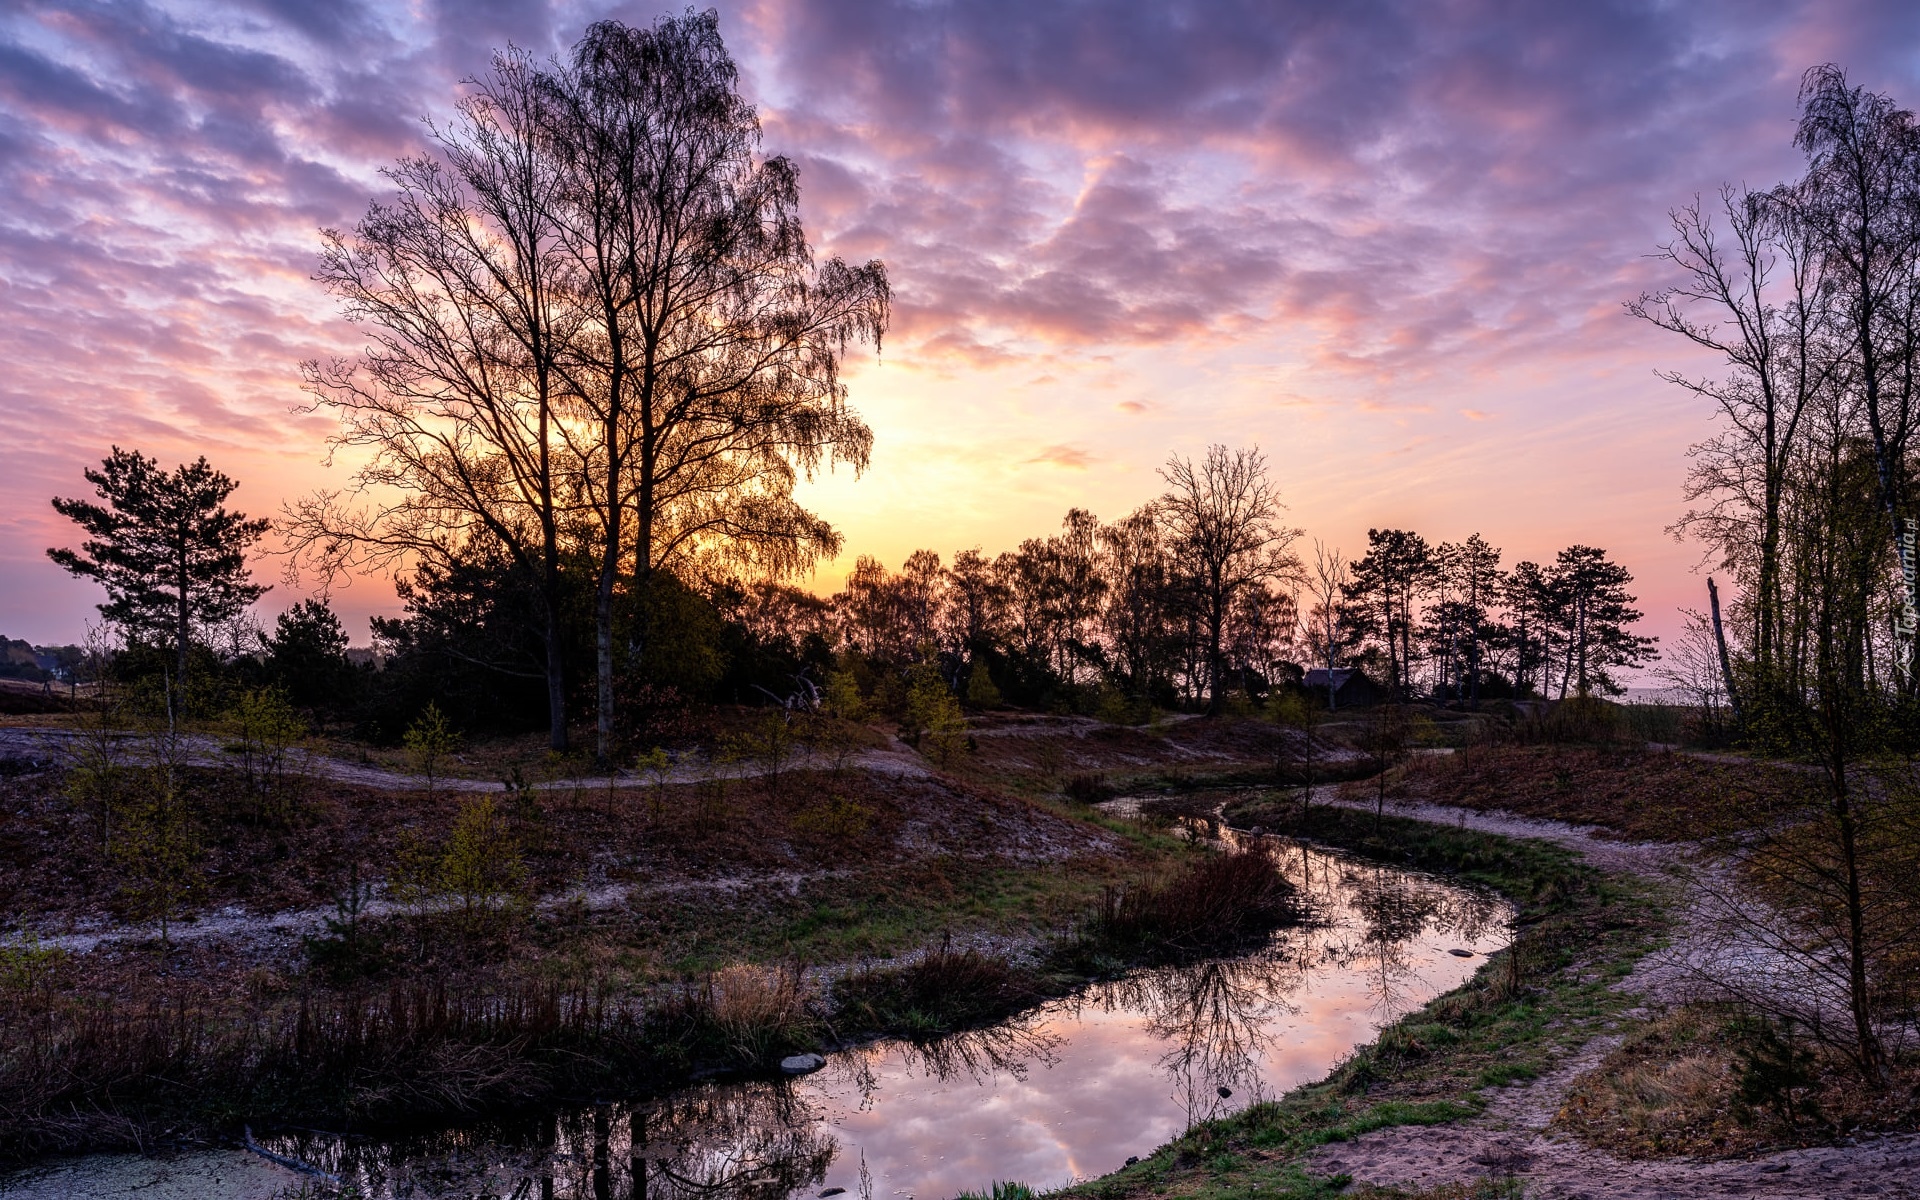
xmin=0 ymin=836 xmax=1508 ymax=1200
xmin=259 ymin=1087 xmax=837 ymax=1199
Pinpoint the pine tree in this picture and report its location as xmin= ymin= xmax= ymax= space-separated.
xmin=48 ymin=447 xmax=269 ymax=683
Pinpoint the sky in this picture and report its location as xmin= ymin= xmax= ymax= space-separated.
xmin=3 ymin=0 xmax=1920 ymax=667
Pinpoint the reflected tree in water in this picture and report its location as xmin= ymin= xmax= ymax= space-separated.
xmin=265 ymin=1084 xmax=835 ymax=1199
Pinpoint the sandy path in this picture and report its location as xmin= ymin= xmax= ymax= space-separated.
xmin=0 ymin=725 xmax=932 ymax=792
xmin=1270 ymin=792 xmax=1920 ymax=1199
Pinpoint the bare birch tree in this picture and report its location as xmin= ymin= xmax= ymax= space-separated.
xmin=545 ymin=15 xmax=888 ymax=761
xmin=288 ymin=51 xmax=580 ymax=750
xmin=1158 ymin=445 xmax=1301 ymax=715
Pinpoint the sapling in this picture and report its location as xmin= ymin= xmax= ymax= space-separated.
xmin=404 ymin=703 xmax=460 ymax=799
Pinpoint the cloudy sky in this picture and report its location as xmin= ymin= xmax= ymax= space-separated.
xmin=3 ymin=0 xmax=1919 ymax=658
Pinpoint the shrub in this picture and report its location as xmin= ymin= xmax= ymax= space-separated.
xmin=700 ymin=963 xmax=817 ymax=1064
xmin=834 ymin=945 xmax=1045 ymax=1038
xmin=1063 ymin=773 xmax=1115 ymax=805
xmin=403 ymin=702 xmax=460 ymax=795
xmin=791 ymin=795 xmax=874 ymax=841
xmin=439 ymin=795 xmax=529 ymax=937
xmin=0 ymin=938 xmax=64 ymax=994
xmin=1096 ymin=850 xmax=1301 ymax=955
xmin=224 ymin=687 xmax=309 ymax=824
xmin=902 ymin=660 xmax=967 ymax=765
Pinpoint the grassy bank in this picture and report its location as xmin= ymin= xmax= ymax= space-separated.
xmin=1060 ymin=797 xmax=1671 ymax=1200
xmin=0 ymin=807 xmax=1296 ymax=1165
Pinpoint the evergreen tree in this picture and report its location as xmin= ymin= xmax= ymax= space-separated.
xmin=266 ymin=598 xmax=354 ymax=711
xmin=1342 ymin=529 xmax=1436 ymax=698
xmin=48 ymin=448 xmax=269 ymax=683
xmin=1547 ymin=545 xmax=1657 ymax=696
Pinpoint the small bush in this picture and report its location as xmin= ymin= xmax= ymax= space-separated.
xmin=403 ymin=702 xmax=460 ymax=795
xmin=1063 ymin=773 xmax=1115 ymax=804
xmin=439 ymin=795 xmax=529 ymax=937
xmin=1095 ymin=850 xmax=1301 ymax=955
xmin=792 ymin=795 xmax=874 ymax=841
xmin=1731 ymin=1013 xmax=1823 ymax=1129
xmin=223 ymin=687 xmax=309 ymax=824
xmin=834 ymin=945 xmax=1045 ymax=1038
xmin=0 ymin=938 xmax=64 ymax=994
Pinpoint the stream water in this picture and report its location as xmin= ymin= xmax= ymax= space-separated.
xmin=0 ymin=831 xmax=1509 ymax=1200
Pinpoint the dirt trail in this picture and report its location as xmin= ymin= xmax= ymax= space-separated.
xmin=6 ymin=870 xmax=842 ymax=957
xmin=1281 ymin=792 xmax=1920 ymax=1199
xmin=0 ymin=726 xmax=932 ymax=793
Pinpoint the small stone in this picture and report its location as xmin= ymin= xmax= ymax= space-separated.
xmin=780 ymin=1053 xmax=826 ymax=1075
xmin=1758 ymin=1162 xmax=1789 ymax=1174
xmin=821 ymin=1189 xmax=847 ymax=1197
xmin=1217 ymin=1086 xmax=1233 ymax=1098
xmin=1448 ymin=949 xmax=1474 ymax=957
xmin=1124 ymin=1156 xmax=1139 ymax=1166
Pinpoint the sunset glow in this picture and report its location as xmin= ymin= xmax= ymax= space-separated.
xmin=5 ymin=0 xmax=1918 ymax=656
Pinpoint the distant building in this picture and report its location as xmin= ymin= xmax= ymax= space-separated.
xmin=1303 ymin=667 xmax=1386 ymax=708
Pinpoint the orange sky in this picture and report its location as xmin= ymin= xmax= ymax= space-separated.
xmin=4 ymin=0 xmax=1918 ymax=678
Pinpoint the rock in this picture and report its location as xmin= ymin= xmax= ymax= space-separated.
xmin=780 ymin=1053 xmax=826 ymax=1075
xmin=1217 ymin=1086 xmax=1233 ymax=1098
xmin=1124 ymin=1157 xmax=1139 ymax=1166
xmin=821 ymin=1189 xmax=847 ymax=1197
xmin=1448 ymin=948 xmax=1474 ymax=957
xmin=1758 ymin=1162 xmax=1789 ymax=1173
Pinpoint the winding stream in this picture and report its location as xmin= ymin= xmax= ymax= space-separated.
xmin=0 ymin=832 xmax=1509 ymax=1200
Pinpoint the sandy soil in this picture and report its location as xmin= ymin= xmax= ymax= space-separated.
xmin=1294 ymin=792 xmax=1920 ymax=1199
xmin=0 ymin=725 xmax=935 ymax=792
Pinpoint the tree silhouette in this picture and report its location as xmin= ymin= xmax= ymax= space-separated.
xmin=49 ymin=447 xmax=268 ymax=686
xmin=1158 ymin=445 xmax=1301 ymax=715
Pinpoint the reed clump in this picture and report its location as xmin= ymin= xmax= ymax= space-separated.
xmin=697 ymin=963 xmax=819 ymax=1064
xmin=1094 ymin=849 xmax=1301 ymax=955
xmin=834 ymin=944 xmax=1046 ymax=1038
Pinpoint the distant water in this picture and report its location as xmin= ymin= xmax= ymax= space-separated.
xmin=1620 ymin=686 xmax=1697 ymax=706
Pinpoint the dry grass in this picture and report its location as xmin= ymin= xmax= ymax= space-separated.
xmin=702 ymin=962 xmax=817 ymax=1062
xmin=1554 ymin=1004 xmax=1920 ymax=1159
xmin=833 ymin=944 xmax=1048 ymax=1038
xmin=0 ymin=975 xmax=655 ymax=1161
xmin=1402 ymin=744 xmax=1808 ymax=842
xmin=1095 ymin=849 xmax=1301 ymax=955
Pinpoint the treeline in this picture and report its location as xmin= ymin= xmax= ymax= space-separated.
xmin=44 ymin=435 xmax=1654 ymax=749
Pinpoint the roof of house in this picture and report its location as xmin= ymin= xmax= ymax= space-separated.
xmin=1303 ymin=668 xmax=1356 ymax=687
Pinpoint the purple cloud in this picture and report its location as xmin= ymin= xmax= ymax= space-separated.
xmin=3 ymin=0 xmax=1919 ymax=644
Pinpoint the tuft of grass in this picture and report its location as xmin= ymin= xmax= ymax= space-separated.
xmin=956 ymin=1183 xmax=1037 ymax=1200
xmin=700 ymin=962 xmax=819 ymax=1064
xmin=834 ymin=944 xmax=1048 ymax=1039
xmin=1090 ymin=849 xmax=1303 ymax=957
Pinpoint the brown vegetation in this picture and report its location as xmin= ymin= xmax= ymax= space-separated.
xmin=1554 ymin=1004 xmax=1920 ymax=1158
xmin=1401 ymin=743 xmax=1808 ymax=841
xmin=1095 ymin=850 xmax=1301 ymax=955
